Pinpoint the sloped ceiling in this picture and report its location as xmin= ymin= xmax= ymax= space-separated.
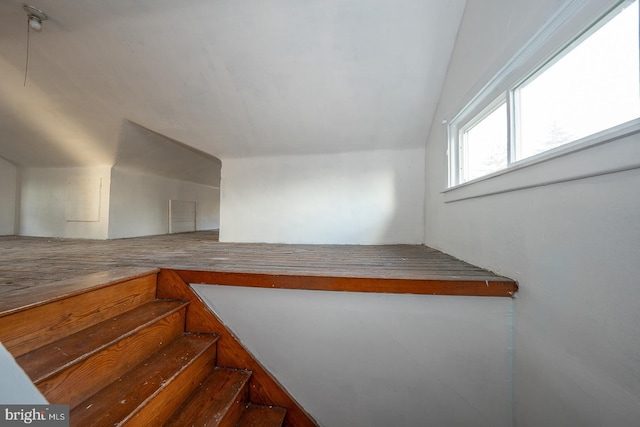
xmin=115 ymin=120 xmax=221 ymax=187
xmin=0 ymin=0 xmax=466 ymax=168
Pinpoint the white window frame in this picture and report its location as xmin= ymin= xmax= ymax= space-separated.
xmin=446 ymin=0 xmax=640 ymax=191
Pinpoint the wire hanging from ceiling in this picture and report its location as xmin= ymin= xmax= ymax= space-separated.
xmin=22 ymin=4 xmax=48 ymax=87
xmin=24 ymin=17 xmax=31 ymax=86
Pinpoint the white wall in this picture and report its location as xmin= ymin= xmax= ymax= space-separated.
xmin=220 ymin=149 xmax=424 ymax=244
xmin=19 ymin=166 xmax=111 ymax=239
xmin=194 ymin=285 xmax=513 ymax=427
xmin=108 ymin=167 xmax=220 ymax=239
xmin=425 ymin=1 xmax=640 ymax=426
xmin=0 ymin=342 xmax=48 ymax=404
xmin=0 ymin=157 xmax=17 ymax=235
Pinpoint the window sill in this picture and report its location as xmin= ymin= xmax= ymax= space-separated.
xmin=443 ymin=118 xmax=640 ymax=202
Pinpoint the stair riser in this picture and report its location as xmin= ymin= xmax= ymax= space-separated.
xmin=1 ymin=275 xmax=157 ymax=357
xmin=166 ymin=368 xmax=252 ymax=427
xmin=237 ymin=405 xmax=287 ymax=427
xmin=37 ymin=308 xmax=187 ymax=409
xmin=122 ymin=342 xmax=218 ymax=426
xmin=218 ymin=383 xmax=249 ymax=427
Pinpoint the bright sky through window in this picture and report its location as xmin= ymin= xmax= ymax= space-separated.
xmin=516 ymin=0 xmax=640 ymax=160
xmin=463 ymin=102 xmax=507 ymax=182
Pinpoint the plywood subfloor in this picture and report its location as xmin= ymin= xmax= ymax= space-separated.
xmin=0 ymin=231 xmax=513 ymax=297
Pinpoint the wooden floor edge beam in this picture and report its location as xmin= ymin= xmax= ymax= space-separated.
xmin=174 ymin=270 xmax=518 ymax=298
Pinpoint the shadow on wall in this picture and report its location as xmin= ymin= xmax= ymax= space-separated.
xmin=114 ymin=120 xmax=221 ymax=187
xmin=278 ymin=167 xmax=398 ymax=243
xmin=220 ymin=149 xmax=424 ymax=244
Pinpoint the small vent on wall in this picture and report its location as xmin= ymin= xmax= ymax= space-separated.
xmin=169 ymin=200 xmax=196 ymax=234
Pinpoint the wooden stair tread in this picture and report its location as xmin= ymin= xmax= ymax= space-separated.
xmin=17 ymin=299 xmax=189 ymax=383
xmin=165 ymin=367 xmax=251 ymax=427
xmin=0 ymin=272 xmax=158 ymax=357
xmin=0 ymin=267 xmax=159 ymax=316
xmin=71 ymin=332 xmax=218 ymax=426
xmin=236 ymin=404 xmax=287 ymax=427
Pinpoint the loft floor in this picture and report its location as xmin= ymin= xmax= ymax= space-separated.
xmin=0 ymin=231 xmax=516 ymax=302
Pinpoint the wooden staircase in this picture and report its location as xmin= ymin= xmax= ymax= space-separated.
xmin=0 ymin=267 xmax=314 ymax=426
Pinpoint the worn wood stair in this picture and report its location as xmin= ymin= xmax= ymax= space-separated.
xmin=0 ymin=267 xmax=298 ymax=426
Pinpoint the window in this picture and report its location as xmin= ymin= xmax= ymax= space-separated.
xmin=449 ymin=0 xmax=639 ymax=187
xmin=460 ymin=98 xmax=508 ymax=182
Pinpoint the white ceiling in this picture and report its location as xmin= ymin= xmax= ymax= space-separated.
xmin=0 ymin=0 xmax=466 ymax=167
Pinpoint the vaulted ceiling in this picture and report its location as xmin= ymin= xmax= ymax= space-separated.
xmin=0 ymin=0 xmax=466 ymax=169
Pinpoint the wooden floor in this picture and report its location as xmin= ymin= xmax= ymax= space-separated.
xmin=0 ymin=231 xmax=515 ymax=299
